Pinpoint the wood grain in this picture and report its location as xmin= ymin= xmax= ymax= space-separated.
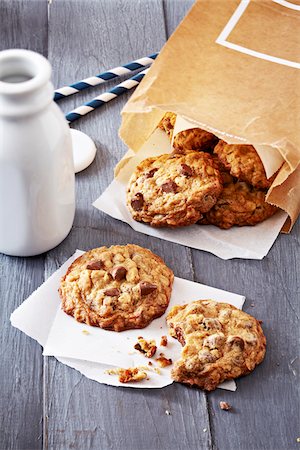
xmin=192 ymin=222 xmax=300 ymax=450
xmin=0 ymin=1 xmax=47 ymax=449
xmin=45 ymin=1 xmax=211 ymax=449
xmin=0 ymin=254 xmax=45 ymax=450
xmin=0 ymin=1 xmax=299 ymax=449
xmin=0 ymin=0 xmax=48 ymax=56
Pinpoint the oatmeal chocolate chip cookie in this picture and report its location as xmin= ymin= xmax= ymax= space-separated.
xmin=126 ymin=152 xmax=223 ymax=227
xmin=173 ymin=128 xmax=218 ymax=154
xmin=158 ymin=112 xmax=218 ymax=153
xmin=198 ymin=180 xmax=278 ymax=229
xmin=158 ymin=112 xmax=177 ymax=139
xmin=59 ymin=244 xmax=174 ymax=332
xmin=214 ymin=141 xmax=275 ymax=189
xmin=167 ymin=300 xmax=266 ymax=391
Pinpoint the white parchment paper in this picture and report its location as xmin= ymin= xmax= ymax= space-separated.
xmin=93 ymin=129 xmax=287 ymax=260
xmin=11 ymin=250 xmax=245 ymax=390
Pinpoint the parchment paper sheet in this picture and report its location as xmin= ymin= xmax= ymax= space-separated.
xmin=11 ymin=250 xmax=245 ymax=390
xmin=93 ymin=129 xmax=288 ymax=260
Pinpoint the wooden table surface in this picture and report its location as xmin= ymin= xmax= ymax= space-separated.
xmin=1 ymin=1 xmax=299 ymax=449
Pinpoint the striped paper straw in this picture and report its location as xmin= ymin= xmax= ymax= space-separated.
xmin=65 ymin=68 xmax=148 ymax=124
xmin=55 ymin=53 xmax=158 ymax=101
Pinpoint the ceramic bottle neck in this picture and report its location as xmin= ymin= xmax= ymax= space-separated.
xmin=0 ymin=49 xmax=54 ymax=117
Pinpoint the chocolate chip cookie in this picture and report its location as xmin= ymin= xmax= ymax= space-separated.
xmin=59 ymin=244 xmax=174 ymax=331
xmin=127 ymin=152 xmax=223 ymax=227
xmin=173 ymin=128 xmax=218 ymax=154
xmin=198 ymin=180 xmax=278 ymax=229
xmin=167 ymin=300 xmax=266 ymax=391
xmin=158 ymin=112 xmax=218 ymax=153
xmin=214 ymin=141 xmax=275 ymax=189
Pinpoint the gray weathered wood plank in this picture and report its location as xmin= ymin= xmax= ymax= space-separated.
xmin=163 ymin=2 xmax=300 ymax=448
xmin=45 ymin=1 xmax=211 ymax=449
xmin=163 ymin=0 xmax=194 ymax=37
xmin=0 ymin=1 xmax=48 ymax=449
xmin=43 ymin=229 xmax=211 ymax=450
xmin=1 ymin=1 xmax=299 ymax=449
xmin=48 ymin=0 xmax=166 ymax=230
xmin=191 ymin=221 xmax=300 ymax=450
xmin=0 ymin=0 xmax=48 ymax=56
xmin=0 ymin=255 xmax=45 ymax=450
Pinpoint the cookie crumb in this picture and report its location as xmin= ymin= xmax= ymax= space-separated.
xmin=160 ymin=335 xmax=168 ymax=346
xmin=165 ymin=410 xmax=171 ymax=416
xmin=154 ymin=367 xmax=161 ymax=375
xmin=134 ymin=337 xmax=157 ymax=358
xmin=219 ymin=401 xmax=231 ymax=411
xmin=81 ymin=329 xmax=90 ymax=335
xmin=105 ymin=366 xmax=150 ymax=382
xmin=250 ymin=303 xmax=255 ymax=307
xmin=156 ymin=354 xmax=172 ymax=368
xmin=148 ymin=361 xmax=153 ymax=366
xmin=203 ymin=428 xmax=207 ymax=433
xmin=118 ymin=367 xmax=147 ymax=383
xmin=105 ymin=368 xmax=119 ymax=376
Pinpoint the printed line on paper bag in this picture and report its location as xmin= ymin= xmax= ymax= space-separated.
xmin=216 ymin=0 xmax=300 ymax=69
xmin=272 ymin=0 xmax=300 ymax=11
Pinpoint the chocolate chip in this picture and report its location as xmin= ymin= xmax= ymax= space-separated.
xmin=180 ymin=164 xmax=193 ymax=177
xmin=161 ymin=180 xmax=177 ymax=193
xmin=134 ymin=343 xmax=143 ymax=351
xmin=86 ymin=260 xmax=104 ymax=270
xmin=104 ymin=288 xmax=120 ymax=297
xmin=227 ymin=336 xmax=245 ymax=350
xmin=203 ymin=194 xmax=215 ymax=204
xmin=140 ymin=281 xmax=157 ymax=296
xmin=145 ymin=168 xmax=158 ymax=178
xmin=175 ymin=326 xmax=186 ymax=346
xmin=131 ymin=193 xmax=144 ymax=211
xmin=110 ymin=266 xmax=127 ymax=281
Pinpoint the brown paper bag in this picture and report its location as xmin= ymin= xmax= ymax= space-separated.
xmin=120 ymin=0 xmax=300 ymax=231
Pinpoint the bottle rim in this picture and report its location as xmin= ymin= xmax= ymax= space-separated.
xmin=0 ymin=49 xmax=51 ymax=96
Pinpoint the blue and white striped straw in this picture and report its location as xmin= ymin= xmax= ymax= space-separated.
xmin=65 ymin=68 xmax=148 ymax=124
xmin=55 ymin=53 xmax=158 ymax=101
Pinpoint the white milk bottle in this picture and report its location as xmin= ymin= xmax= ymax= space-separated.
xmin=0 ymin=49 xmax=75 ymax=256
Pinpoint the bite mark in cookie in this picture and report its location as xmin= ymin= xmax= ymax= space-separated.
xmin=167 ymin=300 xmax=266 ymax=391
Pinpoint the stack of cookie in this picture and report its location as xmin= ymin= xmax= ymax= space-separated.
xmin=126 ymin=112 xmax=278 ymax=229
